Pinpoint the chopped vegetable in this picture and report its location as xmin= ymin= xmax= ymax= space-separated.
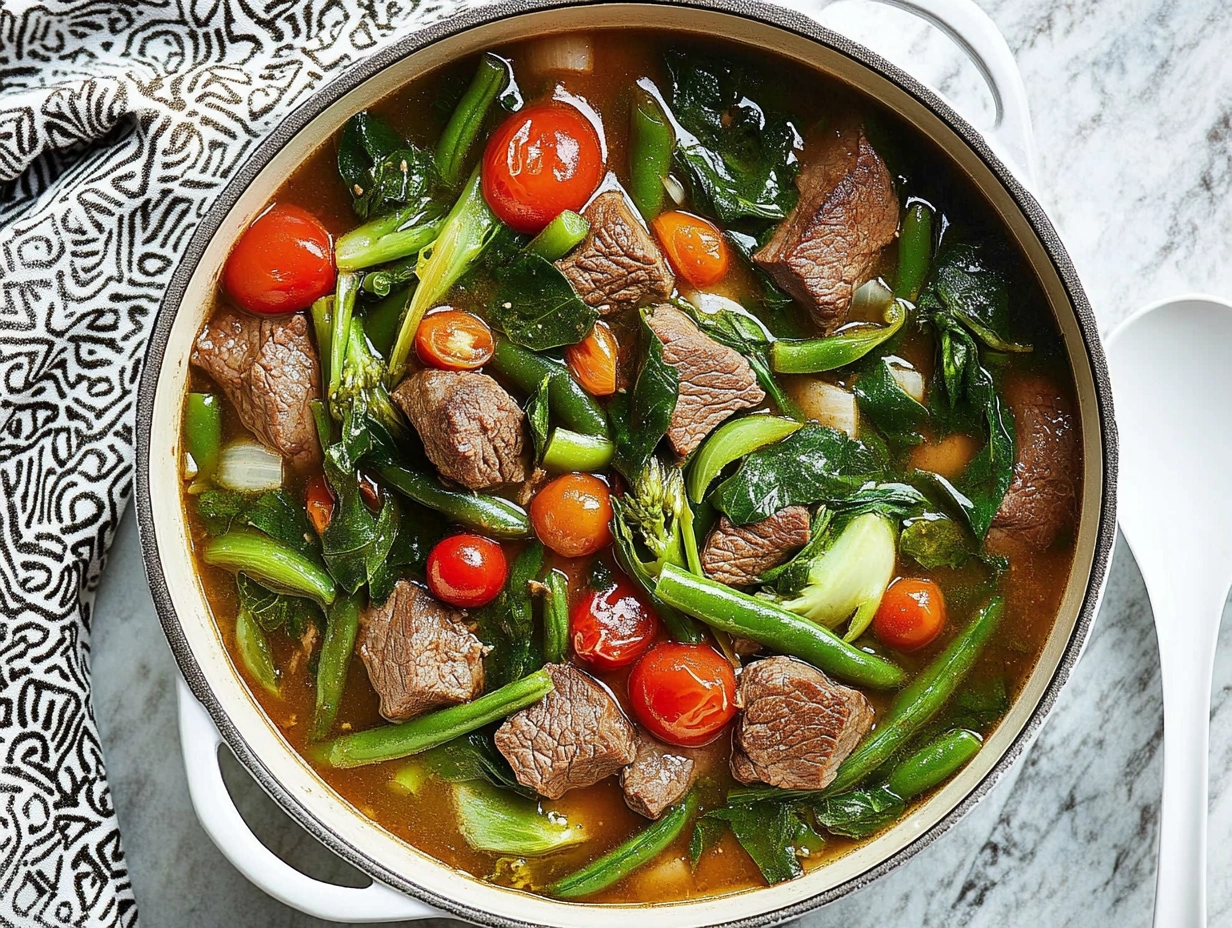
xmin=541 ymin=429 xmax=614 ymax=473
xmin=415 ymin=309 xmax=495 ymax=370
xmin=628 ymin=641 xmax=736 ymax=746
xmin=435 ymin=52 xmax=510 ymax=189
xmin=629 ymin=85 xmax=675 ymax=222
xmin=529 ymin=473 xmax=613 ymax=557
xmin=687 ymin=414 xmax=801 ymax=503
xmin=420 ymin=731 xmax=533 ymax=797
xmin=790 ymin=379 xmax=858 ymax=438
xmin=334 ymin=209 xmax=443 ymax=270
xmin=772 ymin=295 xmax=907 ymax=374
xmin=214 ymin=440 xmax=283 ymax=493
xmin=310 ymin=592 xmax=361 ymax=740
xmin=565 ymin=320 xmax=618 ymax=397
xmin=610 ymin=309 xmax=679 ymax=480
xmin=235 ymin=607 xmax=279 ymax=695
xmin=652 ymin=210 xmax=730 ymax=287
xmin=223 ymin=204 xmax=336 ymax=314
xmin=491 ymin=337 xmax=610 ymax=438
xmin=887 ymin=728 xmax=981 ymax=798
xmin=203 ymin=530 xmax=337 ymax=606
xmin=524 ymin=209 xmax=589 ymax=260
xmin=541 ymin=569 xmax=570 ymax=664
xmin=523 ymin=33 xmax=595 ymax=75
xmin=693 ymin=799 xmax=805 ymax=884
xmin=472 ymin=542 xmax=545 ymax=688
xmin=184 ymin=393 xmax=223 ymax=485
xmin=427 ymin=534 xmax=508 ymax=608
xmin=335 ymin=111 xmax=439 ymax=221
xmin=855 ymin=357 xmax=929 ymax=449
xmin=453 ymin=781 xmax=586 ymax=856
xmin=377 ymin=462 xmax=532 ymax=539
xmin=873 ymin=577 xmax=947 ymax=652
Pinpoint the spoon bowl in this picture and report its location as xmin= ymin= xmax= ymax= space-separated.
xmin=1106 ymin=294 xmax=1232 ymax=928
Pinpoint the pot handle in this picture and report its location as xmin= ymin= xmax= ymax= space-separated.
xmin=809 ymin=0 xmax=1039 ymax=187
xmin=176 ymin=678 xmax=438 ymax=923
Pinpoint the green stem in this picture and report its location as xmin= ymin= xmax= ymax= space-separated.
xmin=320 ymin=669 xmax=554 ymax=768
xmin=184 ymin=393 xmax=222 ymax=483
xmin=335 ymin=209 xmax=443 ymax=271
xmin=310 ymin=592 xmax=362 ymax=741
xmin=377 ymin=463 xmax=532 ymax=539
xmin=363 ymin=285 xmax=410 ymax=360
xmin=771 ymin=300 xmax=907 ymax=374
xmin=541 ymin=428 xmax=614 ymax=473
xmin=435 ymin=53 xmax=510 ymax=188
xmin=361 ymin=255 xmax=418 ymax=297
xmin=542 ymin=569 xmax=570 ymax=664
xmin=235 ymin=608 xmax=279 ymax=695
xmin=893 ymin=201 xmax=935 ymax=302
xmin=328 ymin=272 xmax=361 ymax=411
xmin=203 ymin=531 xmax=337 ymax=606
xmin=491 ymin=336 xmax=609 ymax=438
xmin=524 ymin=210 xmax=589 ymax=261
xmin=311 ymin=296 xmax=334 ymax=396
xmin=687 ymin=415 xmax=801 ymax=503
xmin=629 ymin=87 xmax=675 ymax=223
xmin=887 ymin=728 xmax=982 ymax=799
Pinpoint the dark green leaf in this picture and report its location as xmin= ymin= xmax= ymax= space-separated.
xmin=701 ymin=801 xmax=803 ymax=885
xmin=195 ymin=489 xmax=251 ymax=536
xmin=809 ymin=786 xmax=905 ymax=839
xmin=195 ymin=489 xmax=317 ymax=558
xmin=759 ymin=508 xmax=833 ymax=594
xmin=689 ymin=817 xmax=727 ymax=868
xmin=337 ymin=112 xmax=403 ymax=191
xmin=526 ymin=375 xmax=551 ymax=463
xmin=854 ymin=359 xmax=929 ymax=449
xmin=421 ymin=733 xmax=536 ymax=798
xmin=921 ymin=243 xmax=1029 ymax=353
xmin=368 ymin=503 xmax=445 ymax=604
xmin=900 ymin=514 xmax=978 ymax=569
xmin=678 ymin=299 xmax=797 ymax=416
xmin=953 ymin=676 xmax=1010 ymax=729
xmin=336 ymin=112 xmax=440 ymax=220
xmin=473 ymin=542 xmax=545 ymax=688
xmin=490 ymin=254 xmax=597 ymax=351
xmin=828 ymin=482 xmax=927 ymax=521
xmin=236 ymin=575 xmax=321 ymax=637
xmin=320 ymin=458 xmax=400 ymax=594
xmin=611 ymin=311 xmax=679 ymax=481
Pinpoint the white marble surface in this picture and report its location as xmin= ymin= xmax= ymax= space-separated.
xmin=90 ymin=0 xmax=1232 ymax=924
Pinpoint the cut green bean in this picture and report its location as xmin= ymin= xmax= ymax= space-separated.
xmin=687 ymin=415 xmax=801 ymax=503
xmin=491 ymin=337 xmax=609 ymax=438
xmin=770 ymin=299 xmax=906 ymax=374
xmin=363 ymin=285 xmax=409 ymax=360
xmin=893 ymin=201 xmax=935 ymax=302
xmin=328 ymin=272 xmax=361 ymax=409
xmin=320 ymin=669 xmax=554 ymax=768
xmin=235 ymin=608 xmax=279 ymax=695
xmin=542 ymin=569 xmax=570 ymax=664
xmin=629 ymin=87 xmax=675 ymax=222
xmin=311 ymin=296 xmax=334 ymax=394
xmin=542 ymin=428 xmax=614 ymax=473
xmin=654 ymin=564 xmax=904 ymax=689
xmin=335 ymin=209 xmax=443 ymax=271
xmin=377 ymin=463 xmax=532 ymax=539
xmin=184 ymin=393 xmax=223 ymax=483
xmin=435 ymin=53 xmax=510 ymax=188
xmin=887 ymin=728 xmax=982 ymax=799
xmin=524 ymin=210 xmax=589 ymax=261
xmin=547 ymin=790 xmax=697 ymax=898
xmin=203 ymin=530 xmax=337 ymax=606
xmin=310 ymin=592 xmax=362 ymax=741
xmin=361 ymin=255 xmax=418 ymax=297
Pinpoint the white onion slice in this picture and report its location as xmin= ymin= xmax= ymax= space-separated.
xmin=662 ymin=173 xmax=687 ymax=206
xmin=524 ymin=34 xmax=594 ymax=75
xmin=215 ymin=439 xmax=284 ymax=492
xmin=849 ymin=277 xmax=895 ymax=320
xmin=790 ymin=379 xmax=858 ymax=438
xmin=889 ymin=365 xmax=927 ymax=403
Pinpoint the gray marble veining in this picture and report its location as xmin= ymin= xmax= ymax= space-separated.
xmin=90 ymin=0 xmax=1232 ymax=924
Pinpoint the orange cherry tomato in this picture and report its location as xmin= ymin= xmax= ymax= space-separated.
xmin=873 ymin=578 xmax=947 ymax=652
xmin=628 ymin=642 xmax=737 ymax=747
xmin=529 ymin=473 xmax=613 ymax=557
xmin=570 ymin=578 xmax=660 ymax=670
xmin=482 ymin=103 xmax=604 ymax=234
xmin=651 ymin=210 xmax=730 ymax=288
xmin=223 ymin=204 xmax=335 ymax=314
xmin=426 ymin=534 xmax=508 ymax=608
xmin=565 ymin=321 xmax=618 ymax=396
xmin=415 ymin=309 xmax=495 ymax=371
xmin=305 ymin=475 xmax=335 ymax=535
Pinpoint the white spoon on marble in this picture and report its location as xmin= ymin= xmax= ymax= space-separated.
xmin=1106 ymin=295 xmax=1232 ymax=928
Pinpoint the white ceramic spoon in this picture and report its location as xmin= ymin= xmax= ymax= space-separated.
xmin=1106 ymin=295 xmax=1232 ymax=928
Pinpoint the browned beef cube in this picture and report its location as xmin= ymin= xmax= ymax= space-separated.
xmin=730 ymin=656 xmax=873 ymax=790
xmin=989 ymin=374 xmax=1081 ymax=550
xmin=754 ymin=120 xmax=899 ymax=333
xmin=620 ymin=734 xmax=696 ymax=819
xmin=556 ymin=191 xmax=675 ymax=315
xmin=495 ymin=663 xmax=637 ymax=800
xmin=392 ymin=369 xmax=529 ymax=491
xmin=191 ymin=309 xmax=322 ymax=468
xmin=358 ymin=580 xmax=485 ymax=722
xmin=701 ymin=506 xmax=812 ymax=587
xmin=644 ymin=304 xmax=764 ymax=458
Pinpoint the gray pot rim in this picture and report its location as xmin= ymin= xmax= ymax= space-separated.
xmin=135 ymin=1 xmax=1118 ymax=925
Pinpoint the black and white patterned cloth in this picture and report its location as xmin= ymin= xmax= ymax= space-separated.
xmin=0 ymin=2 xmax=478 ymax=924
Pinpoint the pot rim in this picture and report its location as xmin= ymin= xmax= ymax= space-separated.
xmin=135 ymin=1 xmax=1118 ymax=925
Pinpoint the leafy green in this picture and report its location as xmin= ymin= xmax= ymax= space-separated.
xmin=696 ymin=800 xmax=804 ymax=885
xmin=368 ymin=504 xmax=444 ymax=604
xmin=526 ymin=375 xmax=551 ymax=464
xmin=759 ymin=508 xmax=833 ymax=594
xmin=664 ymin=50 xmax=800 ymax=223
xmin=336 ymin=111 xmax=440 ymax=220
xmin=490 ymin=254 xmax=598 ymax=351
xmin=236 ymin=575 xmax=321 ymax=638
xmin=809 ymin=786 xmax=905 ymax=839
xmin=453 ymin=781 xmax=586 ymax=856
xmin=331 ymin=317 xmax=406 ymax=473
xmin=898 ymin=513 xmax=1007 ymax=571
xmin=320 ymin=452 xmax=399 ymax=594
xmin=952 ymin=675 xmax=1010 ymax=729
xmin=611 ymin=311 xmax=679 ymax=481
xmin=854 ymin=358 xmax=929 ymax=449
xmin=473 ymin=542 xmax=545 ymax=688
xmin=828 ymin=482 xmax=927 ymax=521
xmin=423 ymin=733 xmax=535 ymax=798
xmin=920 ymin=243 xmax=1029 ymax=353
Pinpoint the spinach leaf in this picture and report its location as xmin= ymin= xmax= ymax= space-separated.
xmin=195 ymin=489 xmax=316 ymax=557
xmin=899 ymin=514 xmax=974 ymax=569
xmin=689 ymin=816 xmax=727 ymax=868
xmin=337 ymin=112 xmax=439 ymax=220
xmin=473 ymin=542 xmax=545 ymax=688
xmin=953 ymin=676 xmax=1011 ymax=729
xmin=921 ymin=243 xmax=1029 ymax=354
xmin=828 ymin=482 xmax=927 ymax=521
xmin=236 ymin=575 xmax=321 ymax=638
xmin=759 ymin=507 xmax=833 ymax=594
xmin=698 ymin=801 xmax=803 ymax=884
xmin=490 ymin=254 xmax=597 ymax=351
xmin=854 ymin=359 xmax=929 ymax=449
xmin=195 ymin=489 xmax=250 ymax=536
xmin=321 ymin=449 xmax=400 ymax=594
xmin=665 ymin=51 xmax=800 ymax=223
xmin=421 ymin=732 xmax=536 ymax=798
xmin=711 ymin=425 xmax=887 ymax=525
xmin=809 ymin=786 xmax=905 ymax=839
xmin=526 ymin=375 xmax=551 ymax=464
xmin=368 ymin=503 xmax=444 ymax=605
xmin=611 ymin=311 xmax=679 ymax=481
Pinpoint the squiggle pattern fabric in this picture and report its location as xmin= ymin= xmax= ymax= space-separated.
xmin=0 ymin=2 xmax=481 ymax=924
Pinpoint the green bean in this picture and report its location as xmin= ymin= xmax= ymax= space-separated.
xmin=771 ymin=299 xmax=906 ymax=374
xmin=335 ymin=210 xmax=443 ymax=271
xmin=311 ymin=296 xmax=334 ymax=394
xmin=524 ymin=210 xmax=589 ymax=261
xmin=376 ymin=463 xmax=531 ymax=539
xmin=887 ymin=728 xmax=982 ymax=799
xmin=542 ymin=569 xmax=570 ymax=664
xmin=328 ymin=272 xmax=361 ymax=408
xmin=547 ymin=790 xmax=697 ymax=898
xmin=310 ymin=592 xmax=362 ymax=741
xmin=235 ymin=607 xmax=279 ymax=695
xmin=363 ymin=285 xmax=409 ymax=360
xmin=654 ymin=564 xmax=905 ymax=689
xmin=184 ymin=393 xmax=222 ymax=483
xmin=629 ymin=87 xmax=675 ymax=222
xmin=435 ymin=53 xmax=510 ymax=188
xmin=491 ymin=337 xmax=609 ymax=438
xmin=827 ymin=596 xmax=1004 ymax=794
xmin=361 ymin=255 xmax=418 ymax=297
xmin=320 ymin=669 xmax=554 ymax=768
xmin=893 ymin=202 xmax=934 ymax=302
xmin=203 ymin=530 xmax=337 ymax=606
xmin=686 ymin=415 xmax=800 ymax=503
xmin=542 ymin=428 xmax=614 ymax=473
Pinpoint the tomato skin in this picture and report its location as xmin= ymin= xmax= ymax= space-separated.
xmin=565 ymin=321 xmax=618 ymax=396
xmin=223 ymin=204 xmax=335 ymax=314
xmin=305 ymin=475 xmax=335 ymax=534
xmin=873 ymin=578 xmax=947 ymax=652
xmin=426 ymin=534 xmax=509 ymax=608
xmin=570 ymin=579 xmax=660 ymax=670
xmin=651 ymin=210 xmax=730 ymax=288
xmin=482 ymin=104 xmax=604 ymax=234
xmin=529 ymin=473 xmax=613 ymax=557
xmin=627 ymin=642 xmax=737 ymax=747
xmin=415 ymin=309 xmax=495 ymax=371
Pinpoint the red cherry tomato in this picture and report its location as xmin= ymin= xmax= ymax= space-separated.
xmin=570 ymin=579 xmax=660 ymax=670
xmin=223 ymin=204 xmax=335 ymax=314
xmin=628 ymin=642 xmax=737 ymax=747
xmin=304 ymin=475 xmax=334 ymax=534
xmin=873 ymin=577 xmax=947 ymax=652
xmin=426 ymin=534 xmax=508 ymax=608
xmin=415 ymin=309 xmax=495 ymax=371
xmin=529 ymin=473 xmax=613 ymax=557
xmin=481 ymin=103 xmax=604 ymax=234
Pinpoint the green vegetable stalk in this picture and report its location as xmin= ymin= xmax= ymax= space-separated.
xmin=453 ymin=781 xmax=586 ymax=856
xmin=435 ymin=53 xmax=510 ymax=188
xmin=377 ymin=462 xmax=532 ymax=539
xmin=333 ymin=315 xmax=405 ymax=440
xmin=770 ymin=299 xmax=907 ymax=374
xmin=310 ymin=592 xmax=362 ymax=741
xmin=629 ymin=86 xmax=675 ymax=222
xmin=894 ymin=201 xmax=934 ymax=301
xmin=687 ymin=415 xmax=801 ymax=503
xmin=491 ymin=336 xmax=609 ymax=438
xmin=362 ymin=285 xmax=409 ymax=359
xmin=235 ymin=608 xmax=279 ymax=695
xmin=541 ymin=428 xmax=614 ymax=473
xmin=311 ymin=296 xmax=335 ymax=396
xmin=524 ymin=210 xmax=589 ymax=261
xmin=184 ymin=393 xmax=222 ymax=484
xmin=335 ymin=208 xmax=443 ymax=271
xmin=542 ymin=569 xmax=570 ymax=664
xmin=203 ymin=530 xmax=337 ymax=606
xmin=328 ymin=272 xmax=361 ymax=409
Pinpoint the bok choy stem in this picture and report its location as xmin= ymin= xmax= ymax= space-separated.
xmin=335 ymin=209 xmax=443 ymax=271
xmin=203 ymin=530 xmax=337 ymax=606
xmin=524 ymin=210 xmax=589 ymax=260
xmin=328 ymin=272 xmax=361 ymax=411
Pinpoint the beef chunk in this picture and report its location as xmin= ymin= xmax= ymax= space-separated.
xmin=644 ymin=304 xmax=765 ymax=458
xmin=358 ymin=580 xmax=485 ymax=722
xmin=754 ymin=121 xmax=899 ymax=333
xmin=701 ymin=506 xmax=812 ymax=587
xmin=392 ymin=369 xmax=529 ymax=490
xmin=620 ymin=734 xmax=697 ymax=819
xmin=556 ymin=191 xmax=675 ymax=315
xmin=191 ymin=309 xmax=321 ymax=467
xmin=730 ymin=656 xmax=874 ymax=790
xmin=495 ymin=663 xmax=637 ymax=800
xmin=990 ymin=374 xmax=1080 ymax=549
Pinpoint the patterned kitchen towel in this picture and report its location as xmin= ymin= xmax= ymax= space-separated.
xmin=0 ymin=1 xmax=481 ymax=924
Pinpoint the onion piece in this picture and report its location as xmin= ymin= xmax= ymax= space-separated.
xmin=849 ymin=277 xmax=895 ymax=321
xmin=889 ymin=365 xmax=927 ymax=403
xmin=662 ymin=174 xmax=687 ymax=206
xmin=789 ymin=378 xmax=859 ymax=438
xmin=524 ymin=34 xmax=594 ymax=75
xmin=215 ymin=439 xmax=284 ymax=492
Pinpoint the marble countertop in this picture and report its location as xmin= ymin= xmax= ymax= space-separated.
xmin=90 ymin=0 xmax=1232 ymax=924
